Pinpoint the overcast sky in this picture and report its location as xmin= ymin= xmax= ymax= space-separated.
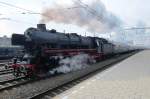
xmin=101 ymin=0 xmax=150 ymax=26
xmin=0 ymin=0 xmax=149 ymax=37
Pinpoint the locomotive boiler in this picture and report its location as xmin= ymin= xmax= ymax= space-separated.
xmin=11 ymin=24 xmax=123 ymax=77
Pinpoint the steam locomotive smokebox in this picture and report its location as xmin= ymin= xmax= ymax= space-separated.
xmin=37 ymin=24 xmax=46 ymax=31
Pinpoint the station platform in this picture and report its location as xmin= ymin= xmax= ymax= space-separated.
xmin=52 ymin=50 xmax=150 ymax=99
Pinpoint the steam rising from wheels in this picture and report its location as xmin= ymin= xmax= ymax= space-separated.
xmin=49 ymin=54 xmax=95 ymax=74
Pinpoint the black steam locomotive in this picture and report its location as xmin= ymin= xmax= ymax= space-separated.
xmin=11 ymin=24 xmax=132 ymax=77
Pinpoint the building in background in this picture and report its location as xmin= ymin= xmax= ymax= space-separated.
xmin=0 ymin=35 xmax=11 ymax=47
xmin=133 ymin=35 xmax=150 ymax=48
xmin=0 ymin=35 xmax=23 ymax=59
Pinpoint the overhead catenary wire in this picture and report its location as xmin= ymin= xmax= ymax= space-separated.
xmin=0 ymin=17 xmax=35 ymax=25
xmin=0 ymin=1 xmax=84 ymax=25
xmin=72 ymin=0 xmax=104 ymax=22
xmin=124 ymin=27 xmax=150 ymax=30
xmin=0 ymin=1 xmax=149 ymax=31
xmin=0 ymin=1 xmax=36 ymax=13
xmin=0 ymin=1 xmax=84 ymax=20
xmin=0 ymin=1 xmax=41 ymax=25
xmin=0 ymin=0 xmax=105 ymax=22
xmin=0 ymin=0 xmax=103 ymax=22
xmin=74 ymin=0 xmax=150 ymax=32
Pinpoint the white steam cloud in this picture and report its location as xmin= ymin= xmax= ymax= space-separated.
xmin=41 ymin=0 xmax=122 ymax=33
xmin=49 ymin=54 xmax=95 ymax=74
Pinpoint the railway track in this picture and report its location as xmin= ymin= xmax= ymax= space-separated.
xmin=0 ymin=76 xmax=31 ymax=92
xmin=27 ymin=51 xmax=137 ymax=99
xmin=0 ymin=74 xmax=56 ymax=94
xmin=0 ymin=62 xmax=12 ymax=67
xmin=0 ymin=60 xmax=13 ymax=75
xmin=0 ymin=69 xmax=13 ymax=75
xmin=0 ymin=76 xmax=26 ymax=85
xmin=0 ymin=59 xmax=12 ymax=64
xmin=0 ymin=59 xmax=11 ymax=63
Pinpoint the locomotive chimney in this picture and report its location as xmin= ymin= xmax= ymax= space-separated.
xmin=37 ymin=24 xmax=46 ymax=31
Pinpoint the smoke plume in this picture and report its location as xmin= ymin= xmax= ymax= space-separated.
xmin=41 ymin=0 xmax=122 ymax=33
xmin=49 ymin=54 xmax=95 ymax=74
